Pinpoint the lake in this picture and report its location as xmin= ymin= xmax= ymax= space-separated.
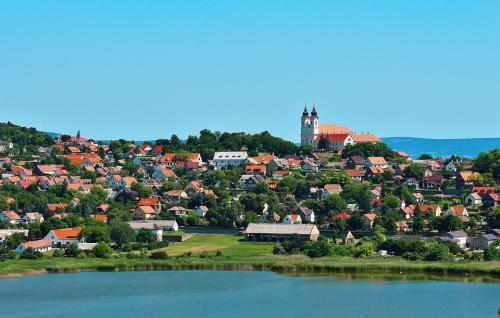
xmin=0 ymin=270 xmax=499 ymax=317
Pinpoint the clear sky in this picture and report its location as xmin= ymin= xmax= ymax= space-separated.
xmin=1 ymin=1 xmax=499 ymax=142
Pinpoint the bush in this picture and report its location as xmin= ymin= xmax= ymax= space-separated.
xmin=199 ymin=251 xmax=210 ymax=258
xmin=273 ymin=244 xmax=286 ymax=255
xmin=52 ymin=249 xmax=65 ymax=257
xmin=330 ymin=244 xmax=353 ymax=256
xmin=92 ymin=242 xmax=113 ymax=259
xmin=483 ymin=243 xmax=500 ymax=261
xmin=304 ymin=240 xmax=331 ymax=258
xmin=149 ymin=251 xmax=169 ymax=259
xmin=354 ymin=241 xmax=376 ymax=258
xmin=0 ymin=248 xmax=16 ymax=261
xmin=20 ymin=248 xmax=43 ymax=259
xmin=215 ymin=250 xmax=222 ymax=257
xmin=64 ymin=243 xmax=81 ymax=257
xmin=463 ymin=251 xmax=483 ymax=261
xmin=423 ymin=243 xmax=453 ymax=262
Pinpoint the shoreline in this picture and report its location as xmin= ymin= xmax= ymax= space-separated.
xmin=2 ymin=256 xmax=500 ymax=282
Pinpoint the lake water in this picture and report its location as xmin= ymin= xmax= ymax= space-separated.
xmin=0 ymin=270 xmax=499 ymax=318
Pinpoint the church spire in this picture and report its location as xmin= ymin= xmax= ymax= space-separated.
xmin=311 ymin=104 xmax=318 ymax=117
xmin=302 ymin=101 xmax=309 ymax=116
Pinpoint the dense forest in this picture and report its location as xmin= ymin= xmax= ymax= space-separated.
xmin=0 ymin=122 xmax=53 ymax=147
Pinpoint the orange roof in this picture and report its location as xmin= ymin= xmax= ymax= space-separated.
xmin=345 ymin=169 xmax=362 ymax=177
xmin=51 ymin=227 xmax=81 ymax=240
xmin=245 ymin=165 xmax=266 ymax=173
xmin=315 ymin=133 xmax=351 ymax=142
xmin=138 ymin=197 xmax=160 ymax=206
xmin=47 ymin=203 xmax=69 ymax=212
xmin=136 ymin=205 xmax=157 ymax=214
xmin=363 ymin=213 xmax=377 ymax=221
xmin=351 ymin=134 xmax=381 ymax=143
xmin=417 ymin=204 xmax=440 ymax=213
xmin=21 ymin=239 xmax=51 ymax=249
xmin=288 ymin=214 xmax=300 ymax=221
xmin=2 ymin=210 xmax=21 ymax=220
xmin=459 ymin=171 xmax=481 ymax=181
xmin=319 ymin=124 xmax=352 ymax=135
xmin=449 ymin=206 xmax=467 ymax=216
xmin=90 ymin=214 xmax=108 ymax=222
xmin=252 ymin=154 xmax=278 ymax=164
xmin=367 ymin=157 xmax=387 ymax=165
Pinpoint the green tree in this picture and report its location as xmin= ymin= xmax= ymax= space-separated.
xmin=354 ymin=241 xmax=376 ymax=258
xmin=79 ymin=226 xmax=110 ymax=243
xmin=109 ymin=222 xmax=135 ymax=247
xmin=404 ymin=163 xmax=424 ymax=179
xmin=136 ymin=228 xmax=156 ymax=243
xmin=92 ymin=242 xmax=113 ymax=258
xmin=5 ymin=232 xmax=26 ymax=250
xmin=64 ymin=243 xmax=81 ymax=257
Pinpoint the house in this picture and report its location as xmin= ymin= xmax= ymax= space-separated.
xmin=0 ymin=229 xmax=28 ymax=247
xmin=473 ymin=234 xmax=500 ymax=250
xmin=483 ymin=193 xmax=500 ymax=208
xmin=213 ymin=151 xmax=248 ymax=168
xmin=297 ymin=207 xmax=315 ymax=223
xmin=465 ymin=192 xmax=482 ymax=206
xmin=16 ymin=239 xmax=52 ymax=254
xmin=251 ymin=154 xmax=278 ymax=165
xmin=445 ymin=161 xmax=458 ymax=173
xmin=395 ymin=220 xmax=409 ymax=233
xmin=20 ymin=212 xmax=44 ymax=225
xmin=322 ymin=184 xmax=342 ymax=198
xmin=365 ymin=157 xmax=388 ymax=169
xmin=138 ymin=197 xmax=161 ymax=212
xmin=440 ymin=231 xmax=468 ymax=249
xmin=46 ymin=203 xmax=69 ymax=213
xmin=0 ymin=211 xmax=21 ymax=224
xmin=88 ymin=214 xmax=107 ymax=223
xmin=271 ymin=170 xmax=291 ymax=179
xmin=259 ymin=212 xmax=281 ymax=223
xmin=46 ymin=227 xmax=82 ymax=246
xmin=127 ymin=220 xmax=179 ymax=241
xmin=365 ymin=167 xmax=385 ymax=179
xmin=133 ymin=205 xmax=159 ymax=220
xmin=267 ymin=158 xmax=290 ymax=171
xmin=164 ymin=190 xmax=189 ymax=202
xmin=332 ymin=211 xmax=351 ymax=220
xmin=400 ymin=205 xmax=415 ymax=219
xmin=344 ymin=169 xmax=363 ymax=181
xmin=195 ymin=206 xmax=209 ymax=218
xmin=283 ymin=214 xmax=302 ymax=224
xmin=395 ymin=164 xmax=409 ymax=176
xmin=347 ymin=156 xmax=365 ymax=169
xmin=168 ymin=206 xmax=188 ymax=217
xmin=152 ymin=168 xmax=176 ymax=181
xmin=445 ymin=206 xmax=469 ymax=218
xmin=245 ymin=223 xmax=320 ymax=241
xmin=472 ymin=186 xmax=495 ymax=198
xmin=420 ymin=176 xmax=444 ymax=189
xmin=416 ymin=204 xmax=442 ymax=217
xmin=184 ymin=180 xmax=204 ymax=194
xmin=363 ymin=213 xmax=377 ymax=229
xmin=456 ymin=171 xmax=481 ymax=189
xmin=244 ymin=165 xmax=266 ymax=175
xmin=239 ymin=175 xmax=266 ymax=189
xmin=300 ymin=159 xmax=319 ymax=172
xmin=412 ymin=193 xmax=424 ymax=203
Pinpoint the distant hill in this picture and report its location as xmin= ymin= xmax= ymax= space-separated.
xmin=382 ymin=137 xmax=500 ymax=158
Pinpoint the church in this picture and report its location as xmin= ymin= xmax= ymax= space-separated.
xmin=300 ymin=104 xmax=381 ymax=151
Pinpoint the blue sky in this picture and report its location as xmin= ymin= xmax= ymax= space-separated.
xmin=1 ymin=1 xmax=499 ymax=141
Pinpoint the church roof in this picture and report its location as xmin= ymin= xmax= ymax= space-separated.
xmin=319 ymin=124 xmax=352 ymax=135
xmin=351 ymin=134 xmax=381 ymax=142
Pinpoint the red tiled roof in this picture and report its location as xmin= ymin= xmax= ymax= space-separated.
xmin=138 ymin=197 xmax=160 ymax=206
xmin=51 ymin=227 xmax=81 ymax=240
xmin=319 ymin=124 xmax=352 ymax=135
xmin=21 ymin=239 xmax=51 ymax=249
xmin=332 ymin=211 xmax=351 ymax=219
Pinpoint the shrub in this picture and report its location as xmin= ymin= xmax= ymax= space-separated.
xmin=149 ymin=251 xmax=169 ymax=259
xmin=304 ymin=240 xmax=331 ymax=258
xmin=199 ymin=251 xmax=210 ymax=258
xmin=423 ymin=243 xmax=453 ymax=262
xmin=0 ymin=248 xmax=16 ymax=260
xmin=92 ymin=242 xmax=113 ymax=259
xmin=483 ymin=243 xmax=500 ymax=261
xmin=273 ymin=244 xmax=286 ymax=255
xmin=52 ymin=249 xmax=65 ymax=257
xmin=20 ymin=248 xmax=43 ymax=259
xmin=330 ymin=244 xmax=353 ymax=256
xmin=64 ymin=243 xmax=81 ymax=257
xmin=215 ymin=250 xmax=222 ymax=257
xmin=354 ymin=241 xmax=376 ymax=258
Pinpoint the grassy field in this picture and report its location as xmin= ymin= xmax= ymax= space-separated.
xmin=1 ymin=233 xmax=500 ymax=281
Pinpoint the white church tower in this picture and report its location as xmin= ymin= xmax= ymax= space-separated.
xmin=300 ymin=103 xmax=319 ymax=147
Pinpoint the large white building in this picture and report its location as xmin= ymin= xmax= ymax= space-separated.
xmin=212 ymin=151 xmax=248 ymax=168
xmin=300 ymin=104 xmax=381 ymax=151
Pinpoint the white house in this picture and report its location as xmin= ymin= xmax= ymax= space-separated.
xmin=465 ymin=193 xmax=482 ymax=206
xmin=365 ymin=157 xmax=388 ymax=169
xmin=20 ymin=212 xmax=44 ymax=225
xmin=127 ymin=220 xmax=179 ymax=241
xmin=440 ymin=231 xmax=468 ymax=249
xmin=212 ymin=152 xmax=248 ymax=168
xmin=45 ymin=227 xmax=82 ymax=246
xmin=16 ymin=239 xmax=52 ymax=254
xmin=444 ymin=206 xmax=469 ymax=217
xmin=0 ymin=229 xmax=28 ymax=247
xmin=195 ymin=206 xmax=209 ymax=218
xmin=445 ymin=161 xmax=457 ymax=173
xmin=283 ymin=214 xmax=302 ymax=224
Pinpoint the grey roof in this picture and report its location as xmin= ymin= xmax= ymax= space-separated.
xmin=245 ymin=223 xmax=319 ymax=235
xmin=482 ymin=234 xmax=499 ymax=241
xmin=213 ymin=152 xmax=248 ymax=160
xmin=445 ymin=231 xmax=467 ymax=238
xmin=128 ymin=220 xmax=177 ymax=230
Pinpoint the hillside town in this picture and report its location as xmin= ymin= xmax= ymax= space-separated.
xmin=0 ymin=114 xmax=499 ymax=263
